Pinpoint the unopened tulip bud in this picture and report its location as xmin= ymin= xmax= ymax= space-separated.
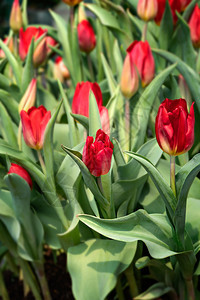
xmin=8 ymin=163 xmax=32 ymax=189
xmin=77 ymin=20 xmax=96 ymax=53
xmin=54 ymin=56 xmax=70 ymax=82
xmin=137 ymin=0 xmax=158 ymax=22
xmin=19 ymin=79 xmax=37 ymax=113
xmin=78 ymin=4 xmax=87 ymax=22
xmin=33 ymin=38 xmax=48 ymax=68
xmin=120 ymin=53 xmax=139 ymax=99
xmin=0 ymin=37 xmax=14 ymax=59
xmin=189 ymin=4 xmax=200 ymax=48
xmin=9 ymin=0 xmax=23 ymax=33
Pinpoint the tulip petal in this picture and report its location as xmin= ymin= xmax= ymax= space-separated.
xmin=93 ymin=148 xmax=113 ymax=177
xmin=39 ymin=111 xmax=51 ymax=149
xmin=20 ymin=110 xmax=37 ymax=149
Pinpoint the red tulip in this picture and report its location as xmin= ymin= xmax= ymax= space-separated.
xmin=180 ymin=0 xmax=191 ymax=11
xmin=20 ymin=105 xmax=51 ymax=150
xmin=77 ymin=20 xmax=96 ymax=53
xmin=155 ymin=98 xmax=195 ymax=156
xmin=9 ymin=0 xmax=22 ymax=33
xmin=137 ymin=0 xmax=158 ymax=21
xmin=188 ymin=4 xmax=200 ymax=48
xmin=127 ymin=41 xmax=155 ymax=87
xmin=154 ymin=0 xmax=181 ymax=25
xmin=8 ymin=163 xmax=32 ymax=189
xmin=54 ymin=56 xmax=70 ymax=82
xmin=72 ymin=82 xmax=103 ymax=117
xmin=82 ymin=129 xmax=114 ymax=177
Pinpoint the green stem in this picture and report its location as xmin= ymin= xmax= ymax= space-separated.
xmin=87 ymin=54 xmax=95 ymax=82
xmin=186 ymin=279 xmax=195 ymax=300
xmin=18 ymin=121 xmax=22 ymax=151
xmin=124 ymin=264 xmax=138 ymax=297
xmin=0 ymin=269 xmax=10 ymax=300
xmin=141 ymin=22 xmax=148 ymax=42
xmin=125 ymin=98 xmax=130 ymax=151
xmin=37 ymin=150 xmax=46 ymax=175
xmin=70 ymin=6 xmax=74 ymax=30
xmin=97 ymin=176 xmax=104 ymax=197
xmin=116 ymin=276 xmax=125 ymax=300
xmin=13 ymin=34 xmax=18 ymax=57
xmin=170 ymin=155 xmax=176 ymax=197
xmin=34 ymin=261 xmax=52 ymax=300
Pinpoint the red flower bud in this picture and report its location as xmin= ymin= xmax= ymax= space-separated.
xmin=154 ymin=0 xmax=181 ymax=25
xmin=54 ymin=56 xmax=70 ymax=82
xmin=82 ymin=129 xmax=114 ymax=177
xmin=137 ymin=0 xmax=158 ymax=22
xmin=19 ymin=27 xmax=47 ymax=61
xmin=9 ymin=0 xmax=23 ymax=33
xmin=127 ymin=41 xmax=155 ymax=87
xmin=188 ymin=4 xmax=200 ymax=48
xmin=8 ymin=163 xmax=32 ymax=189
xmin=180 ymin=0 xmax=191 ymax=11
xmin=33 ymin=38 xmax=48 ymax=68
xmin=18 ymin=78 xmax=37 ymax=113
xmin=77 ymin=20 xmax=96 ymax=53
xmin=20 ymin=105 xmax=51 ymax=150
xmin=155 ymin=98 xmax=195 ymax=156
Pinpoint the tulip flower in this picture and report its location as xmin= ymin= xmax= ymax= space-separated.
xmin=137 ymin=0 xmax=158 ymax=22
xmin=8 ymin=163 xmax=32 ymax=189
xmin=77 ymin=20 xmax=96 ymax=53
xmin=62 ymin=0 xmax=82 ymax=6
xmin=154 ymin=0 xmax=181 ymax=25
xmin=99 ymin=106 xmax=110 ymax=136
xmin=155 ymin=98 xmax=195 ymax=156
xmin=0 ymin=37 xmax=14 ymax=59
xmin=54 ymin=56 xmax=70 ymax=82
xmin=20 ymin=105 xmax=51 ymax=150
xmin=188 ymin=5 xmax=200 ymax=48
xmin=127 ymin=41 xmax=155 ymax=87
xmin=18 ymin=79 xmax=37 ymax=113
xmin=180 ymin=0 xmax=191 ymax=11
xmin=82 ymin=129 xmax=114 ymax=177
xmin=19 ymin=27 xmax=48 ymax=61
xmin=120 ymin=48 xmax=139 ymax=99
xmin=9 ymin=0 xmax=23 ymax=33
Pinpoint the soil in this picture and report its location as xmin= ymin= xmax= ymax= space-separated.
xmin=0 ymin=249 xmax=74 ymax=300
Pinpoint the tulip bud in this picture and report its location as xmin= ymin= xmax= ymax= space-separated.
xmin=8 ymin=163 xmax=32 ymax=189
xmin=155 ymin=98 xmax=195 ymax=156
xmin=99 ymin=106 xmax=110 ymax=136
xmin=46 ymin=36 xmax=58 ymax=56
xmin=154 ymin=0 xmax=181 ymax=25
xmin=0 ymin=37 xmax=14 ymax=59
xmin=33 ymin=38 xmax=48 ymax=68
xmin=178 ymin=74 xmax=192 ymax=106
xmin=188 ymin=4 xmax=200 ymax=48
xmin=180 ymin=0 xmax=191 ymax=11
xmin=78 ymin=4 xmax=87 ymax=22
xmin=137 ymin=0 xmax=158 ymax=22
xmin=19 ymin=79 xmax=37 ymax=113
xmin=77 ymin=20 xmax=96 ymax=53
xmin=62 ymin=0 xmax=82 ymax=6
xmin=9 ymin=0 xmax=23 ymax=33
xmin=20 ymin=105 xmax=51 ymax=150
xmin=120 ymin=52 xmax=139 ymax=99
xmin=82 ymin=129 xmax=114 ymax=177
xmin=54 ymin=56 xmax=70 ymax=82
xmin=127 ymin=41 xmax=155 ymax=88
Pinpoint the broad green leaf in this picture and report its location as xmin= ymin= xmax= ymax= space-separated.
xmin=113 ymin=40 xmax=123 ymax=80
xmin=186 ymin=198 xmax=200 ymax=244
xmin=68 ymin=239 xmax=137 ymax=300
xmin=152 ymin=48 xmax=200 ymax=112
xmin=101 ymin=53 xmax=117 ymax=94
xmin=43 ymin=101 xmax=63 ymax=189
xmin=0 ymin=90 xmax=19 ymax=124
xmin=21 ymin=39 xmax=34 ymax=93
xmin=135 ymin=283 xmax=174 ymax=300
xmin=125 ymin=152 xmax=176 ymax=221
xmin=0 ymin=39 xmax=22 ymax=87
xmin=85 ymin=4 xmax=124 ymax=33
xmin=89 ymin=90 xmax=102 ymax=137
xmin=174 ymin=154 xmax=200 ymax=244
xmin=79 ymin=210 xmax=177 ymax=259
xmin=71 ymin=113 xmax=89 ymax=131
xmin=131 ymin=63 xmax=177 ymax=151
xmin=0 ymin=102 xmax=18 ymax=148
xmin=159 ymin=0 xmax=173 ymax=50
xmin=112 ymin=138 xmax=126 ymax=167
xmin=58 ymin=81 xmax=78 ymax=147
xmin=106 ymin=85 xmax=121 ymax=130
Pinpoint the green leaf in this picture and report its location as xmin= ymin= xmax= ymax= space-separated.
xmin=78 ymin=210 xmax=177 ymax=259
xmin=152 ymin=48 xmax=200 ymax=112
xmin=0 ymin=102 xmax=18 ymax=148
xmin=71 ymin=113 xmax=89 ymax=131
xmin=0 ymin=39 xmax=22 ymax=87
xmin=112 ymin=138 xmax=126 ymax=167
xmin=125 ymin=152 xmax=176 ymax=221
xmin=85 ymin=4 xmax=124 ymax=33
xmin=68 ymin=239 xmax=137 ymax=300
xmin=159 ymin=0 xmax=173 ymax=50
xmin=174 ymin=154 xmax=200 ymax=244
xmin=131 ymin=63 xmax=177 ymax=151
xmin=21 ymin=39 xmax=34 ymax=94
xmin=101 ymin=53 xmax=117 ymax=94
xmin=0 ymin=90 xmax=19 ymax=124
xmin=134 ymin=283 xmax=174 ymax=300
xmin=43 ymin=101 xmax=63 ymax=189
xmin=89 ymin=90 xmax=102 ymax=137
xmin=58 ymin=81 xmax=78 ymax=147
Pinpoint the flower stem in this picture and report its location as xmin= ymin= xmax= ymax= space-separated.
xmin=186 ymin=279 xmax=195 ymax=300
xmin=13 ymin=33 xmax=18 ymax=57
xmin=141 ymin=22 xmax=148 ymax=42
xmin=34 ymin=261 xmax=52 ymax=300
xmin=125 ymin=98 xmax=130 ymax=151
xmin=124 ymin=264 xmax=138 ymax=297
xmin=37 ymin=150 xmax=46 ymax=175
xmin=170 ymin=155 xmax=176 ymax=197
xmin=97 ymin=176 xmax=104 ymax=196
xmin=70 ymin=6 xmax=74 ymax=30
xmin=116 ymin=276 xmax=125 ymax=300
xmin=87 ymin=54 xmax=95 ymax=82
xmin=18 ymin=121 xmax=22 ymax=151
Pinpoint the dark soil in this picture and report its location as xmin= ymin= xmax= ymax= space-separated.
xmin=0 ymin=249 xmax=74 ymax=300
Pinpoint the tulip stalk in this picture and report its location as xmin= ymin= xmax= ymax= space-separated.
xmin=34 ymin=261 xmax=52 ymax=300
xmin=170 ymin=155 xmax=176 ymax=197
xmin=37 ymin=150 xmax=46 ymax=175
xmin=141 ymin=22 xmax=148 ymax=42
xmin=17 ymin=121 xmax=22 ymax=151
